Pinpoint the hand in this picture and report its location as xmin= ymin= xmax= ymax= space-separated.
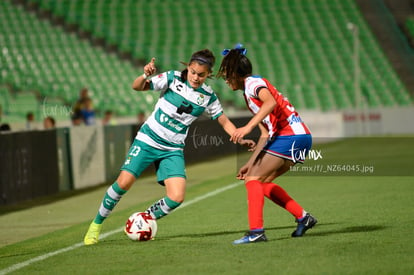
xmin=144 ymin=58 xmax=157 ymax=76
xmin=236 ymin=163 xmax=250 ymax=180
xmin=230 ymin=126 xmax=253 ymax=144
xmin=238 ymin=139 xmax=256 ymax=151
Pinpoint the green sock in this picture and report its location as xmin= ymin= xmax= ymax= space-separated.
xmin=146 ymin=196 xmax=181 ymax=219
xmin=94 ymin=182 xmax=127 ymax=224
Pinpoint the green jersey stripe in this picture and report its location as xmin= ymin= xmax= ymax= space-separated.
xmin=135 ymin=70 xmax=223 ymax=150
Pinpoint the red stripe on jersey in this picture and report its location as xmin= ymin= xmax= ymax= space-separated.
xmin=243 ymin=77 xmax=311 ymax=137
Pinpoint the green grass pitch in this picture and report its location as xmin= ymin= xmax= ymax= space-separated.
xmin=0 ymin=138 xmax=413 ymax=274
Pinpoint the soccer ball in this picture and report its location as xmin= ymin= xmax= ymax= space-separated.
xmin=125 ymin=212 xmax=157 ymax=241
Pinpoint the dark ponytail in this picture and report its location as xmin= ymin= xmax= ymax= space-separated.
xmin=181 ymin=49 xmax=215 ymax=81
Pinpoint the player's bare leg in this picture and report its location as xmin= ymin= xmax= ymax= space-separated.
xmin=145 ymin=177 xmax=185 ymax=219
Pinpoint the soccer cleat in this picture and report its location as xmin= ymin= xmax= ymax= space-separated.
xmin=84 ymin=222 xmax=102 ymax=245
xmin=233 ymin=231 xmax=268 ymax=245
xmin=291 ymin=213 xmax=317 ymax=237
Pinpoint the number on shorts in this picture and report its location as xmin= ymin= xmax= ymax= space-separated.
xmin=130 ymin=146 xmax=141 ymax=157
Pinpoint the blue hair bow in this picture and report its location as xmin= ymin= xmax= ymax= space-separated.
xmin=221 ymin=43 xmax=247 ymax=56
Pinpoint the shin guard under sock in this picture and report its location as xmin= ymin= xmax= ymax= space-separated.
xmin=146 ymin=196 xmax=181 ymax=219
xmin=245 ymin=180 xmax=265 ymax=230
xmin=94 ymin=182 xmax=127 ymax=224
xmin=262 ymin=182 xmax=304 ymax=219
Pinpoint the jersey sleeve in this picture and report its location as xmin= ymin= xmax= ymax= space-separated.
xmin=205 ymin=93 xmax=223 ymax=120
xmin=246 ymin=77 xmax=267 ymax=98
xmin=149 ymin=71 xmax=170 ymax=92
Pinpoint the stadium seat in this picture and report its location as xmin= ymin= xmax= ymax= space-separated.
xmin=1 ymin=0 xmax=411 ymax=124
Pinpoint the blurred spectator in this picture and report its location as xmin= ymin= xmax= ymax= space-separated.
xmin=135 ymin=111 xmax=146 ymax=132
xmin=73 ymin=87 xmax=90 ymax=114
xmin=43 ymin=116 xmax=56 ymax=129
xmin=81 ymin=97 xmax=96 ymax=125
xmin=137 ymin=111 xmax=146 ymax=124
xmin=71 ymin=111 xmax=83 ymax=126
xmin=102 ymin=110 xmax=117 ymax=125
xmin=0 ymin=123 xmax=11 ymax=132
xmin=26 ymin=112 xmax=35 ymax=130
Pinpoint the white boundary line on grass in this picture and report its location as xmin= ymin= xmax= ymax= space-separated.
xmin=0 ymin=181 xmax=242 ymax=275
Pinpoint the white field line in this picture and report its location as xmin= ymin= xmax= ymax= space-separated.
xmin=0 ymin=181 xmax=242 ymax=275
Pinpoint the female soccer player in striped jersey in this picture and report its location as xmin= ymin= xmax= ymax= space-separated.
xmin=217 ymin=45 xmax=317 ymax=244
xmin=84 ymin=49 xmax=254 ymax=245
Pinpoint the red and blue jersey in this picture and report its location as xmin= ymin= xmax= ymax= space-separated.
xmin=243 ymin=76 xmax=311 ymax=137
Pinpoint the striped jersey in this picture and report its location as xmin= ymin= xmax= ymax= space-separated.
xmin=135 ymin=70 xmax=223 ymax=150
xmin=244 ymin=75 xmax=311 ymax=137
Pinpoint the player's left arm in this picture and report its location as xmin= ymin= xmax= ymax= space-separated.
xmin=230 ymin=88 xmax=276 ymax=143
xmin=217 ymin=113 xmax=236 ymax=136
xmin=217 ymin=114 xmax=256 ymax=150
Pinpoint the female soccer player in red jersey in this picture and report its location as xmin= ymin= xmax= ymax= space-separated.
xmin=217 ymin=45 xmax=317 ymax=244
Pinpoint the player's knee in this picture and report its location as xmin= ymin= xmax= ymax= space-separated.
xmin=164 ymin=177 xmax=186 ymax=203
xmin=116 ymin=171 xmax=136 ymax=191
xmin=165 ymin=191 xmax=185 ymax=203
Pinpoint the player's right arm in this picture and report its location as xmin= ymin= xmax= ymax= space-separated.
xmin=230 ymin=88 xmax=276 ymax=143
xmin=132 ymin=58 xmax=156 ymax=91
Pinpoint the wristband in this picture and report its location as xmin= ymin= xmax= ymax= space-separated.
xmin=142 ymin=73 xmax=149 ymax=79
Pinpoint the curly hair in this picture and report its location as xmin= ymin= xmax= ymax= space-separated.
xmin=216 ymin=49 xmax=252 ymax=82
